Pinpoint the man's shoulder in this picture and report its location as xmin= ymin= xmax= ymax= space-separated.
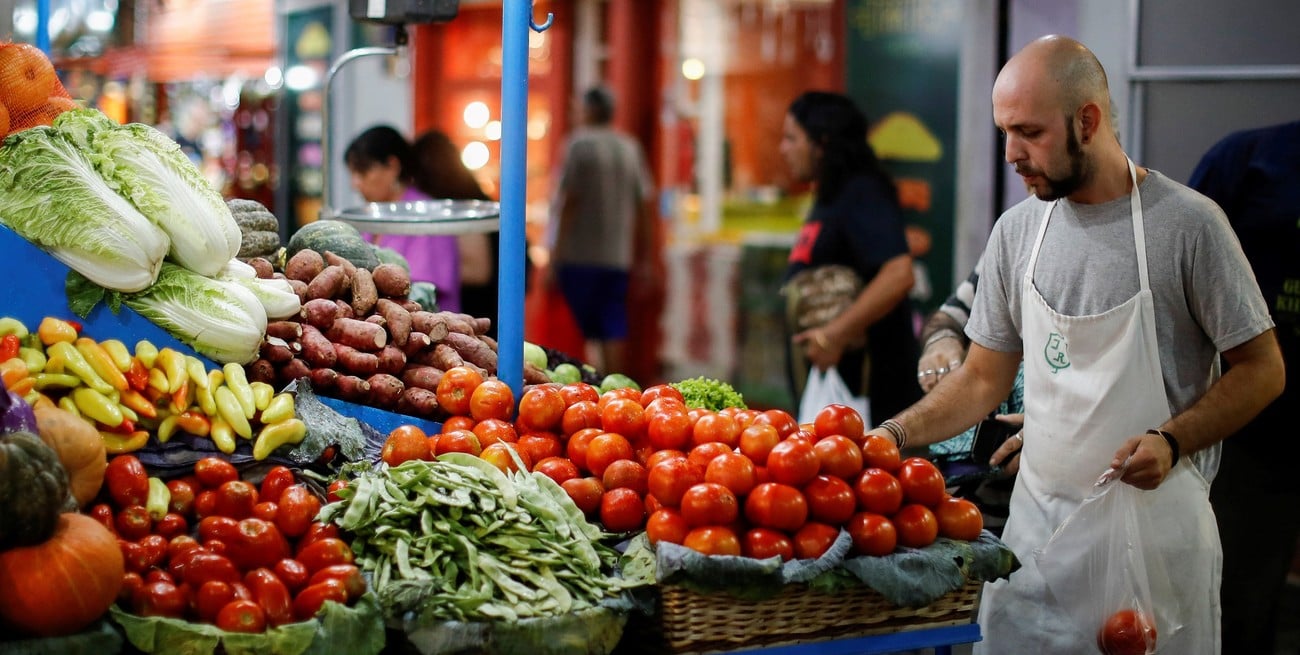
xmin=1144 ymin=170 xmax=1225 ymax=224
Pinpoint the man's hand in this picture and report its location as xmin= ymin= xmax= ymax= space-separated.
xmin=918 ymin=337 xmax=965 ymax=392
xmin=793 ymin=328 xmax=845 ymax=371
xmin=1109 ymin=432 xmax=1175 ymax=490
xmin=987 ymin=413 xmax=1024 ymax=475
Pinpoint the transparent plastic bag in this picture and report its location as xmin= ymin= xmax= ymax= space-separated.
xmin=1034 ymin=462 xmax=1219 ymax=654
xmin=796 ymin=366 xmax=869 ymax=426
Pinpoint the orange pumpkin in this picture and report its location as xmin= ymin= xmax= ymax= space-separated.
xmin=0 ymin=512 xmax=123 ymax=636
xmin=34 ymin=406 xmax=106 ymax=507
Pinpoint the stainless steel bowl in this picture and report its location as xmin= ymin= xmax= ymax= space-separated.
xmin=328 ymin=199 xmax=501 ymax=235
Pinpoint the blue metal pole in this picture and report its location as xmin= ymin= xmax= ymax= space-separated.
xmin=35 ymin=0 xmax=52 ymax=54
xmin=497 ymin=0 xmax=530 ymax=401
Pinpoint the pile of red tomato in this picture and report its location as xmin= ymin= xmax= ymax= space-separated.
xmin=379 ymin=367 xmax=984 ymax=561
xmin=94 ymin=455 xmax=364 ymax=632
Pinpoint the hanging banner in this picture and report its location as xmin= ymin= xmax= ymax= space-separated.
xmin=846 ymin=0 xmax=963 ymax=311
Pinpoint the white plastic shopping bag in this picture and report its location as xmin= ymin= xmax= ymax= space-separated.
xmin=1034 ymin=462 xmax=1219 ymax=654
xmin=797 ymin=366 xmax=869 ymax=426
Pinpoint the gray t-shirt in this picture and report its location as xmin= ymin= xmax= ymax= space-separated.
xmin=967 ymin=169 xmax=1274 ymax=420
xmin=549 ymin=126 xmax=653 ymax=270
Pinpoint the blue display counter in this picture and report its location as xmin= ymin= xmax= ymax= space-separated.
xmin=716 ymin=623 xmax=980 ymax=655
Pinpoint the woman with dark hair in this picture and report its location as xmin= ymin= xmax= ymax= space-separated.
xmin=344 ymin=125 xmax=462 ymax=311
xmin=781 ymin=91 xmax=921 ymax=424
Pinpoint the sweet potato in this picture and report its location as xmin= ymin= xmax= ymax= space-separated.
xmin=410 ymin=311 xmax=452 ymax=342
xmin=327 ymin=317 xmax=387 ymax=351
xmin=427 ymin=311 xmax=475 ymax=336
xmin=397 ymin=299 xmax=424 ymax=313
xmin=426 ymin=343 xmax=464 ymax=371
xmin=523 ymin=361 xmax=551 ymax=386
xmin=247 ymin=257 xmax=275 ymax=279
xmin=334 ymin=375 xmax=371 ymax=402
xmin=285 ymin=249 xmax=326 ymax=283
xmin=371 ymin=263 xmax=411 ymax=297
xmin=472 ymin=317 xmax=492 ymax=336
xmin=402 ymin=331 xmax=432 ymax=356
xmin=323 ymin=251 xmax=357 ymax=278
xmin=334 ymin=300 xmax=355 ymax=320
xmin=364 ymin=314 xmax=387 ymax=329
xmin=309 ymin=367 xmax=339 ymax=392
xmin=377 ymin=345 xmax=406 ymax=375
xmin=300 ymin=325 xmax=338 ymax=369
xmin=288 ymin=279 xmax=309 ymax=301
xmin=350 ymin=267 xmax=379 ymax=316
xmin=478 ymin=335 xmax=498 ymax=351
xmin=366 ymin=373 xmax=404 ymax=408
xmin=397 ymin=387 xmax=439 ymax=416
xmin=278 ymin=358 xmax=312 ymax=386
xmin=306 ymin=265 xmax=350 ymax=301
xmin=266 ymin=321 xmax=304 ymax=341
xmin=300 ymin=298 xmax=340 ymax=330
xmin=334 ymin=344 xmax=381 ymax=377
xmin=260 ymin=336 xmax=296 ymax=364
xmin=246 ymin=359 xmax=277 ymax=385
xmin=401 ymin=366 xmax=444 ymax=392
xmin=375 ymin=299 xmax=412 ymax=347
xmin=444 ymin=332 xmax=497 ymax=372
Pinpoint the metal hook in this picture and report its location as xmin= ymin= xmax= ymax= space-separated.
xmin=529 ymin=1 xmax=553 ymax=32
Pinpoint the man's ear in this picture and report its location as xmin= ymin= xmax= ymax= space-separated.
xmin=1077 ymin=103 xmax=1102 ymax=144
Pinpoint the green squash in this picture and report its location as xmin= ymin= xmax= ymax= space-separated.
xmin=286 ymin=220 xmax=380 ymax=270
xmin=0 ymin=430 xmax=72 ymax=549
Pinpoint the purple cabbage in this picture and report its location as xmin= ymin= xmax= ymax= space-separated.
xmin=0 ymin=377 xmax=39 ymax=435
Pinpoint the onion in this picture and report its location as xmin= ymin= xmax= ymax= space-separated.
xmin=0 ymin=378 xmax=38 ymax=435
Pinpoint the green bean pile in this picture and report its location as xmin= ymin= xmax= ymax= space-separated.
xmin=321 ymin=453 xmax=631 ymax=622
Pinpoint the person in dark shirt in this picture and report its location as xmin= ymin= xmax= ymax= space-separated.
xmin=780 ymin=91 xmax=920 ymax=424
xmin=1189 ymin=119 xmax=1300 ymax=655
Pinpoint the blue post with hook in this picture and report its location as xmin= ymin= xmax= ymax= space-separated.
xmin=498 ymin=1 xmax=552 ymax=401
xmin=36 ymin=0 xmax=52 ymax=54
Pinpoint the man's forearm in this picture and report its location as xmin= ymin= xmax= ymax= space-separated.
xmin=888 ymin=344 xmax=1020 ymax=447
xmin=1162 ymin=329 xmax=1284 ymax=455
xmin=920 ymin=310 xmax=968 ymax=349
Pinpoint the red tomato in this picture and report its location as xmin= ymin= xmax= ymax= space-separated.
xmin=517 ymin=385 xmax=566 ymax=432
xmin=813 ymin=404 xmax=865 ymax=443
xmin=893 ymin=504 xmax=939 ymax=548
xmin=441 ymin=416 xmax=476 ymax=434
xmin=167 ymin=534 xmax=202 ymax=561
xmin=296 ymin=537 xmax=354 ymax=574
xmin=744 ymin=482 xmax=808 ymax=532
xmin=89 ymin=503 xmax=115 ymax=534
xmin=137 ymin=534 xmax=169 ymax=570
xmin=647 ymin=457 xmax=705 ymax=508
xmin=1097 ymin=608 xmax=1157 ymax=655
xmin=647 ymin=410 xmax=692 ymax=451
xmin=470 ymin=379 xmax=515 ymax=422
xmin=119 ymin=571 xmax=144 ymax=605
xmin=565 ymin=428 xmax=603 ymax=473
xmin=682 ymin=526 xmax=742 ymax=557
xmin=435 ymin=366 xmax=484 ymax=417
xmin=276 ymin=485 xmax=321 ymax=539
xmin=193 ymin=457 xmax=239 ymax=489
xmin=193 ymin=490 xmax=219 ymax=520
xmin=691 ymin=413 xmax=740 ymax=448
xmin=753 ymin=409 xmax=799 ymax=439
xmin=792 ymin=521 xmax=840 ymax=560
xmin=704 ymin=452 xmax=757 ymax=497
xmin=645 ymin=508 xmax=689 ymax=546
xmin=599 ymin=487 xmax=646 ymax=532
xmin=560 ymin=401 xmax=602 ymax=437
xmin=293 ymin=579 xmax=349 ymax=621
xmin=435 ymin=429 xmax=482 ymax=457
xmin=473 ymin=418 xmax=518 ymax=448
xmin=226 ymin=518 xmax=291 ymax=571
xmin=134 ymin=580 xmax=188 ymax=618
xmin=679 ymin=482 xmax=740 ymax=528
xmin=115 ymin=505 xmax=152 ymax=541
xmin=295 ymin=523 xmax=341 ymax=553
xmin=803 ymin=474 xmax=857 ymax=524
xmin=534 ymin=456 xmax=581 ymax=485
xmin=274 ymin=558 xmax=311 ymax=593
xmin=214 ymin=481 xmax=259 ymax=520
xmin=602 ymin=459 xmax=649 ymax=495
xmin=742 ymin=528 xmax=795 ymax=561
xmin=738 ymin=424 xmax=781 ymax=466
xmin=640 ymin=384 xmax=684 ymax=407
xmin=516 ymin=432 xmax=562 ymax=465
xmin=597 ymin=387 xmax=641 ymax=412
xmin=687 ymin=442 xmax=734 ymax=470
xmin=309 ymin=564 xmax=367 ymax=601
xmin=644 ymin=397 xmax=687 ymax=420
xmin=897 ymin=457 xmax=947 ymax=507
xmin=732 ymin=409 xmax=760 ymax=431
xmin=216 ymin=598 xmax=267 ymax=633
xmin=846 ymin=512 xmax=897 ymax=557
xmin=195 ymin=580 xmax=236 ymax=622
xmin=585 ymin=433 xmax=634 ymax=477
xmin=326 ymin=479 xmax=348 ymax=503
xmin=244 ymin=568 xmax=294 ymax=626
xmin=558 ymin=382 xmax=599 ymax=406
xmin=560 ymin=477 xmax=605 ymax=517
xmin=259 ymin=466 xmax=296 ymax=506
xmin=143 ymin=569 xmax=173 ymax=585
xmin=934 ymin=497 xmax=984 ymax=541
xmin=166 ymin=479 xmax=197 ymax=516
xmin=766 ymin=439 xmax=820 ymax=487
xmin=601 ymin=398 xmax=648 ymax=439
xmin=176 ymin=551 xmax=241 ymax=587
xmin=644 ymin=449 xmax=686 ymax=472
xmin=860 ymin=434 xmax=902 ymax=472
xmin=813 ymin=435 xmax=864 ymax=479
xmin=853 ymin=468 xmax=904 ymax=515
xmin=105 ymin=455 xmax=149 ymax=508
xmin=253 ymin=501 xmax=278 ymax=523
xmin=481 ymin=442 xmax=530 ymax=474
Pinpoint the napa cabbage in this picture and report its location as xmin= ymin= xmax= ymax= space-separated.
xmin=216 ymin=259 xmax=302 ymax=320
xmin=56 ymin=109 xmax=242 ymax=277
xmin=122 ymin=263 xmax=268 ymax=364
xmin=0 ymin=125 xmax=169 ymax=292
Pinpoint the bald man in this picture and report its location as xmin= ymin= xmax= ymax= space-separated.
xmin=862 ymin=36 xmax=1282 ymax=652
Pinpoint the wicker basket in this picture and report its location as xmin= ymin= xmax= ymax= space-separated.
xmin=619 ymin=578 xmax=983 ymax=655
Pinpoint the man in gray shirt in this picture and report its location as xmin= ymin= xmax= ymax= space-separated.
xmin=864 ymin=35 xmax=1282 ymax=653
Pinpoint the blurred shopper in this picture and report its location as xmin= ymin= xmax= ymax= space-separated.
xmin=1189 ymin=119 xmax=1300 ymax=655
xmin=546 ymin=86 xmax=657 ymax=375
xmin=410 ymin=130 xmax=502 ymax=335
xmin=344 ymin=125 xmax=462 ymax=312
xmin=859 ymin=35 xmax=1282 ymax=653
xmin=781 ymin=90 xmax=920 ymax=424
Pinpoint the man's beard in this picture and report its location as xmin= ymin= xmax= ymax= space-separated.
xmin=1018 ymin=121 xmax=1088 ymax=201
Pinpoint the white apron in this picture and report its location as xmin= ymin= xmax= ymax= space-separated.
xmin=974 ymin=161 xmax=1222 ymax=654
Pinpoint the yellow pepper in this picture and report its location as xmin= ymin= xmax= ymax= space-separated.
xmin=259 ymin=393 xmax=296 ymax=425
xmin=75 ymin=338 xmax=129 ymax=392
xmin=134 ymin=340 xmax=159 ymax=370
xmin=99 ymin=339 xmax=133 ymax=372
xmin=157 ymin=414 xmax=180 ymax=443
xmin=58 ymin=395 xmax=80 ymax=418
xmin=156 ymin=348 xmax=187 ymax=394
xmin=18 ymin=347 xmax=46 ymax=375
xmin=186 ymin=356 xmax=209 ymax=390
xmin=214 ymin=385 xmax=253 ymax=439
xmin=250 ymin=382 xmax=275 ymax=412
xmin=72 ymin=386 xmax=124 ymax=427
xmin=37 ymin=317 xmax=78 ymax=346
xmin=0 ymin=317 xmax=29 ymax=338
xmin=48 ymin=341 xmax=113 ymax=395
xmin=210 ymin=416 xmax=236 ymax=454
xmin=174 ymin=410 xmax=211 ymax=437
xmin=222 ymin=363 xmax=256 ymax=420
xmin=119 ymin=388 xmax=159 ymax=420
xmin=253 ymin=418 xmax=307 ymax=460
xmin=101 ymin=429 xmax=149 ymax=454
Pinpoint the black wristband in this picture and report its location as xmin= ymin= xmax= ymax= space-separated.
xmin=1146 ymin=429 xmax=1179 ymax=467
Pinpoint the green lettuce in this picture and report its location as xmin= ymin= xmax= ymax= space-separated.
xmin=0 ymin=125 xmax=169 ymax=292
xmin=57 ymin=109 xmax=241 ymax=277
xmin=123 ymin=263 xmax=267 ymax=364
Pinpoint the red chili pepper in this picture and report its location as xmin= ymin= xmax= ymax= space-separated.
xmin=66 ymin=320 xmax=83 ymax=333
xmin=0 ymin=334 xmax=20 ymax=362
